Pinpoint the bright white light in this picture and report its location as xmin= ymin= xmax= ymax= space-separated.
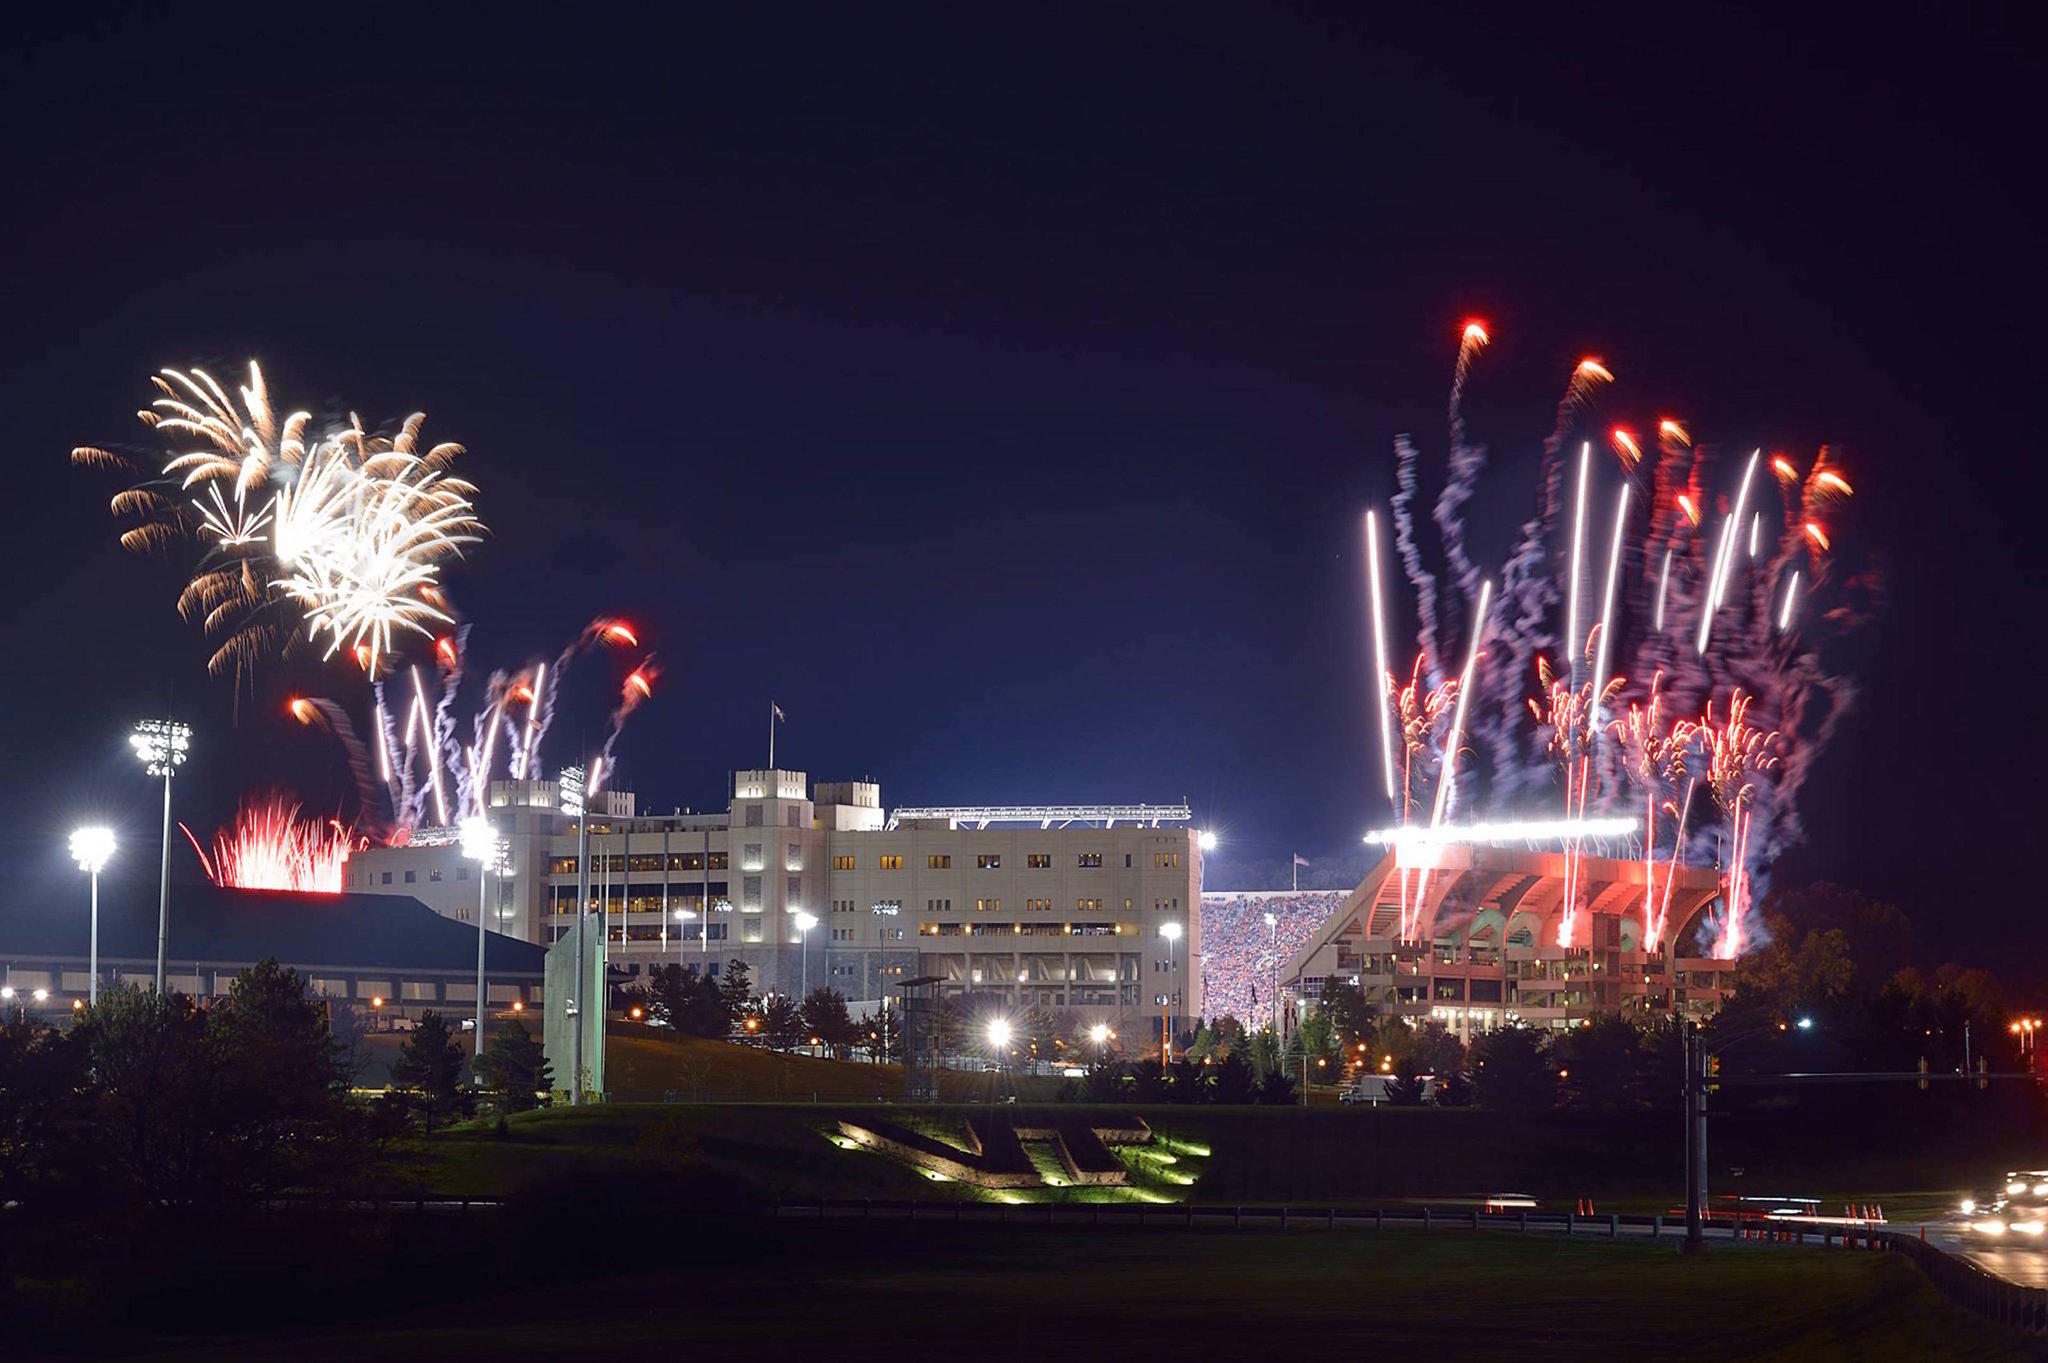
xmin=987 ymin=1018 xmax=1013 ymax=1049
xmin=1976 ymin=1220 xmax=2009 ymax=1236
xmin=794 ymin=911 xmax=817 ymax=933
xmin=130 ymin=719 xmax=193 ymax=777
xmin=1088 ymin=1023 xmax=1110 ymax=1045
xmin=2015 ymin=1221 xmax=2045 ymax=1236
xmin=32 ymin=989 xmax=48 ymax=1002
xmin=1364 ymin=816 xmax=1640 ymax=848
xmin=458 ymin=815 xmax=495 ymax=864
xmin=69 ymin=826 xmax=116 ymax=873
xmin=1796 ymin=1016 xmax=1814 ymax=1031
xmin=0 ymin=986 xmax=14 ymax=1001
xmin=1263 ymin=911 xmax=1277 ymax=927
xmin=1160 ymin=921 xmax=1183 ymax=942
xmin=2009 ymin=1181 xmax=2028 ymax=1195
xmin=674 ymin=908 xmax=697 ymax=921
xmin=1197 ymin=830 xmax=1218 ymax=852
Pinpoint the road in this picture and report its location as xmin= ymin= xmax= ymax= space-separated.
xmin=1920 ymin=1222 xmax=2048 ymax=1287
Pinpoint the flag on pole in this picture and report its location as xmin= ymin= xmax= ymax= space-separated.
xmin=1292 ymin=855 xmax=1310 ymax=867
xmin=773 ymin=704 xmax=785 ymax=722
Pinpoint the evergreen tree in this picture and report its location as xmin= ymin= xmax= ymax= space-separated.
xmin=799 ymin=988 xmax=856 ymax=1056
xmin=761 ymin=994 xmax=804 ymax=1050
xmin=390 ymin=1011 xmax=470 ymax=1135
xmin=473 ymin=1017 xmax=552 ymax=1112
xmin=717 ymin=959 xmax=756 ymax=1024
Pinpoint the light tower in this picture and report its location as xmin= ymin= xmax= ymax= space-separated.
xmin=69 ymin=827 xmax=116 ymax=1005
xmin=129 ymin=719 xmax=191 ymax=992
xmin=459 ymin=816 xmax=497 ymax=1058
xmin=794 ymin=910 xmax=818 ymax=998
xmin=1160 ymin=919 xmax=1183 ymax=1063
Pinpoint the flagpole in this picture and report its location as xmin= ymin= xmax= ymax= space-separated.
xmin=768 ymin=701 xmax=775 ymax=770
xmin=1292 ymin=855 xmax=1298 ymax=893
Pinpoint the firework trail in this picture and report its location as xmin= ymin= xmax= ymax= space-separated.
xmin=288 ymin=696 xmax=380 ymax=822
xmin=1403 ymin=579 xmax=1490 ymax=941
xmin=73 ymin=361 xmax=484 ymax=679
xmin=1387 ymin=654 xmax=1459 ymax=936
xmin=180 ymin=797 xmax=359 ymax=894
xmin=1526 ymin=645 xmax=1625 ymax=947
xmin=1433 ymin=322 xmax=1491 ymax=643
xmin=1609 ymin=672 xmax=1687 ymax=948
xmin=1688 ymin=689 xmax=1781 ymax=958
xmin=1364 ymin=512 xmax=1399 ymax=804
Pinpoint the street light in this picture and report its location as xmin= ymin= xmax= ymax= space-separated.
xmin=129 ymin=718 xmax=191 ymax=992
xmin=1263 ymin=910 xmax=1280 ymax=1037
xmin=460 ymin=816 xmax=496 ymax=1058
xmin=1160 ymin=920 xmax=1183 ymax=1063
xmin=69 ymin=826 xmax=116 ymax=1006
xmin=987 ymin=1017 xmax=1013 ymax=1051
xmin=674 ymin=907 xmax=697 ymax=967
xmin=794 ymin=910 xmax=818 ymax=998
xmin=1088 ymin=1021 xmax=1111 ymax=1050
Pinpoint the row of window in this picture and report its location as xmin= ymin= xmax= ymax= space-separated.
xmin=918 ymin=921 xmax=1130 ymax=937
xmin=544 ymin=850 xmax=1188 ymax=876
xmin=547 ymin=854 xmax=731 ymax=875
xmin=370 ymin=867 xmax=472 ymax=886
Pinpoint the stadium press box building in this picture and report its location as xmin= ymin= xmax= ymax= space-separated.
xmin=345 ymin=769 xmax=1204 ymax=1034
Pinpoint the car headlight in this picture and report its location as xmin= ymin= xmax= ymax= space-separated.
xmin=2014 ymin=1221 xmax=2045 ymax=1236
xmin=2008 ymin=1181 xmax=2026 ymax=1195
xmin=1975 ymin=1220 xmax=2009 ymax=1235
xmin=1961 ymin=1199 xmax=1977 ymax=1214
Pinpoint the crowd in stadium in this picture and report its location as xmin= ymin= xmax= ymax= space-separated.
xmin=1196 ymin=890 xmax=1341 ymax=1027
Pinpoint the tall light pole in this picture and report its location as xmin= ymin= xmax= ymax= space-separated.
xmin=794 ymin=911 xmax=818 ymax=998
xmin=674 ymin=908 xmax=697 ymax=967
xmin=1264 ymin=910 xmax=1280 ymax=1038
xmin=130 ymin=719 xmax=190 ymax=992
xmin=1160 ymin=919 xmax=1183 ymax=1063
xmin=69 ymin=827 xmax=116 ymax=1006
xmin=460 ymin=816 xmax=496 ymax=1059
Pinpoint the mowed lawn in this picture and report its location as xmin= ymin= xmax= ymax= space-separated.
xmin=122 ymin=1228 xmax=2045 ymax=1362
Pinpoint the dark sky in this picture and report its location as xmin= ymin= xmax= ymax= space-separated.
xmin=2 ymin=6 xmax=2041 ymax=972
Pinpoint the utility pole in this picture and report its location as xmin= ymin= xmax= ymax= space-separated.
xmin=1682 ymin=1020 xmax=1708 ymax=1254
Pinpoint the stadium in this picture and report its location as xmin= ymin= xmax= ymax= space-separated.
xmin=1269 ymin=842 xmax=1735 ymax=1039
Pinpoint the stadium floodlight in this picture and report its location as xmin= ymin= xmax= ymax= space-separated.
xmin=69 ymin=826 xmax=116 ymax=1006
xmin=1362 ymin=816 xmax=1639 ymax=849
xmin=1088 ymin=1022 xmax=1111 ymax=1048
xmin=130 ymin=718 xmax=192 ymax=992
xmin=0 ymin=986 xmax=13 ymax=1001
xmin=32 ymin=989 xmax=48 ymax=1003
xmin=1197 ymin=830 xmax=1218 ymax=853
xmin=459 ymin=817 xmax=495 ymax=1059
xmin=1263 ymin=911 xmax=1277 ymax=927
xmin=987 ymin=1018 xmax=1013 ymax=1050
xmin=794 ymin=910 xmax=818 ymax=997
xmin=1159 ymin=921 xmax=1183 ymax=942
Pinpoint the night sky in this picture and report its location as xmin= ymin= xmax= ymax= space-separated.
xmin=2 ymin=8 xmax=2040 ymax=972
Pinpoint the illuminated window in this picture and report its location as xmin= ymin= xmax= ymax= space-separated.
xmin=1077 ymin=898 xmax=1102 ymax=912
xmin=976 ymin=898 xmax=1002 ymax=913
xmin=928 ymin=854 xmax=952 ymax=869
xmin=548 ymin=856 xmax=578 ymax=874
xmin=428 ymin=869 xmax=442 ymax=882
xmin=977 ymin=854 xmax=1001 ymax=870
xmin=926 ymin=898 xmax=953 ymax=912
xmin=1027 ymin=853 xmax=1051 ymax=869
xmin=1077 ymin=854 xmax=1102 ymax=869
xmin=1154 ymin=897 xmax=1179 ymax=912
xmin=1026 ymin=898 xmax=1052 ymax=912
xmin=832 ymin=855 xmax=855 ymax=871
xmin=1154 ymin=851 xmax=1181 ymax=869
xmin=879 ymin=855 xmax=903 ymax=870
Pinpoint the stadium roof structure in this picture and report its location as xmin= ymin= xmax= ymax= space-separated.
xmin=885 ymin=803 xmax=1193 ymax=830
xmin=1282 ymin=844 xmax=1726 ymax=978
xmin=0 ymin=878 xmax=545 ymax=978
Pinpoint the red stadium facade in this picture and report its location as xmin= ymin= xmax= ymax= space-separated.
xmin=1280 ymin=845 xmax=1738 ymax=1039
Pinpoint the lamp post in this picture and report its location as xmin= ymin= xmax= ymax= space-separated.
xmin=129 ymin=719 xmax=191 ymax=992
xmin=1264 ymin=910 xmax=1280 ymax=1038
xmin=560 ymin=765 xmax=588 ymax=1105
xmin=1160 ymin=919 xmax=1183 ymax=1063
xmin=674 ymin=908 xmax=697 ymax=967
xmin=69 ymin=827 xmax=116 ymax=1005
xmin=1683 ymin=1016 xmax=1817 ymax=1253
xmin=795 ymin=911 xmax=818 ymax=998
xmin=460 ymin=816 xmax=496 ymax=1059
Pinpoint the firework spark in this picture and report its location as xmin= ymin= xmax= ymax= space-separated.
xmin=181 ymin=797 xmax=357 ymax=894
xmin=76 ymin=361 xmax=484 ymax=678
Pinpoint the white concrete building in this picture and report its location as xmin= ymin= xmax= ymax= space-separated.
xmin=345 ymin=769 xmax=1204 ymax=1037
